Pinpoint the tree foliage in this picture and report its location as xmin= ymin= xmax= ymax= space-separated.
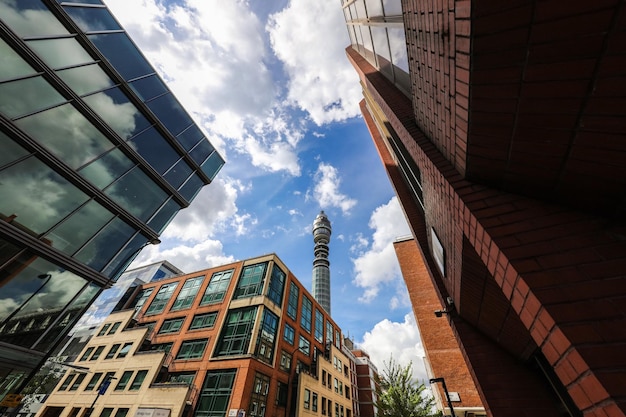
xmin=374 ymin=357 xmax=441 ymax=417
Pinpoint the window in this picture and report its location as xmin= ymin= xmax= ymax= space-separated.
xmin=100 ymin=409 xmax=113 ymax=417
xmin=287 ymin=283 xmax=298 ymax=320
xmin=334 ymin=378 xmax=338 ymax=393
xmin=85 ymin=373 xmax=103 ymax=391
xmin=68 ymin=408 xmax=81 ymax=417
xmin=276 ymin=381 xmax=288 ymax=407
xmin=315 ymin=309 xmax=324 ymax=343
xmin=171 ymin=276 xmax=203 ymax=311
xmin=334 ymin=330 xmax=341 ymax=348
xmin=108 ymin=322 xmax=121 ymax=334
xmin=340 ymin=406 xmax=344 ymax=417
xmin=148 ymin=342 xmax=173 ymax=353
xmin=322 ymin=370 xmax=327 ymax=386
xmin=113 ymin=409 xmax=129 ymax=417
xmin=250 ymin=372 xmax=270 ymax=417
xmin=197 ymin=370 xmax=236 ymax=417
xmin=279 ymin=351 xmax=292 ymax=372
xmin=189 ymin=312 xmax=218 ymax=330
xmin=266 ymin=264 xmax=286 ymax=305
xmin=115 ymin=371 xmax=133 ymax=390
xmin=145 ymin=282 xmax=178 ymax=315
xmin=327 ymin=373 xmax=331 ymax=388
xmin=117 ymin=342 xmax=133 ymax=358
xmin=159 ymin=318 xmax=185 ymax=334
xmin=335 ymin=403 xmax=339 ymax=417
xmin=99 ymin=372 xmax=116 ymax=393
xmin=431 ymin=228 xmax=446 ymax=276
xmin=256 ymin=309 xmax=279 ymax=364
xmin=304 ymin=389 xmax=311 ymax=410
xmin=105 ymin=344 xmax=120 ymax=359
xmin=322 ymin=397 xmax=327 ymax=415
xmin=283 ymin=323 xmax=295 ymax=345
xmin=79 ymin=347 xmax=94 ymax=361
xmin=167 ymin=372 xmax=195 ymax=384
xmin=312 ymin=393 xmax=318 ymax=412
xmin=200 ymin=269 xmax=234 ymax=305
xmin=300 ymin=296 xmax=312 ymax=333
xmin=176 ymin=339 xmax=208 ymax=360
xmin=129 ymin=287 xmax=153 ymax=310
xmin=97 ymin=323 xmax=111 ymax=336
xmin=58 ymin=373 xmax=76 ymax=391
xmin=215 ymin=307 xmax=257 ymax=357
xmin=299 ymin=336 xmax=310 ymax=355
xmin=234 ymin=263 xmax=267 ymax=299
xmin=326 ymin=322 xmax=333 ymax=346
xmin=90 ymin=346 xmax=105 ymax=360
xmin=129 ymin=370 xmax=148 ymax=390
xmin=69 ymin=374 xmax=86 ymax=391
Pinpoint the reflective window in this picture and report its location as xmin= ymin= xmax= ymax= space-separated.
xmin=0 ymin=77 xmax=65 ymax=119
xmin=176 ymin=125 xmax=203 ymax=151
xmin=145 ymin=282 xmax=178 ymax=315
xmin=365 ymin=0 xmax=383 ymax=15
xmin=283 ymin=323 xmax=295 ymax=345
xmin=83 ymin=87 xmax=150 ymax=140
xmin=15 ymin=103 xmax=115 ymax=169
xmin=266 ymin=265 xmax=286 ymax=306
xmin=164 ymin=159 xmax=193 ymax=189
xmin=197 ymin=370 xmax=236 ymax=417
xmin=179 ymin=174 xmax=204 ymax=201
xmin=388 ymin=27 xmax=409 ymax=73
xmin=129 ymin=370 xmax=148 ymax=391
xmin=57 ymin=0 xmax=103 ymax=4
xmin=189 ymin=312 xmax=218 ymax=330
xmin=146 ymin=93 xmax=193 ymax=136
xmin=382 ymin=0 xmax=402 ymax=15
xmin=301 ymin=296 xmax=312 ymax=333
xmin=0 ymin=156 xmax=88 ymax=235
xmin=63 ymin=6 xmax=121 ymax=32
xmin=234 ymin=263 xmax=267 ymax=300
xmin=78 ymin=148 xmax=135 ymax=189
xmin=171 ymin=276 xmax=204 ymax=311
xmin=256 ymin=309 xmax=278 ymax=364
xmin=88 ymin=33 xmax=153 ymax=81
xmin=158 ymin=318 xmax=185 ymax=334
xmin=57 ymin=63 xmax=115 ymax=96
xmin=200 ymin=269 xmax=234 ymax=305
xmin=147 ymin=198 xmax=181 ymax=234
xmin=0 ymin=0 xmax=70 ymax=38
xmin=128 ymin=127 xmax=181 ymax=174
xmin=0 ymin=131 xmax=30 ymax=169
xmin=371 ymin=26 xmax=393 ymax=77
xmin=129 ymin=74 xmax=168 ymax=102
xmin=287 ymin=283 xmax=299 ymax=320
xmin=215 ymin=307 xmax=257 ymax=357
xmin=26 ymin=38 xmax=94 ymax=70
xmin=315 ymin=309 xmax=324 ymax=343
xmin=105 ymin=166 xmax=168 ymax=221
xmin=189 ymin=140 xmax=214 ymax=165
xmin=299 ymin=336 xmax=310 ymax=355
xmin=176 ymin=339 xmax=208 ymax=360
xmin=201 ymin=151 xmax=225 ymax=181
xmin=44 ymin=200 xmax=115 ymax=255
xmin=74 ymin=217 xmax=135 ymax=271
xmin=0 ymin=39 xmax=37 ymax=82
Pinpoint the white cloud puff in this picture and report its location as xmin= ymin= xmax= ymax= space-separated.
xmin=131 ymin=239 xmax=235 ymax=273
xmin=311 ymin=162 xmax=357 ymax=214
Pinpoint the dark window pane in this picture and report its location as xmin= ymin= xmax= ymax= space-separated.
xmin=179 ymin=174 xmax=204 ymax=201
xmin=0 ymin=77 xmax=65 ymax=119
xmin=164 ymin=159 xmax=193 ymax=189
xmin=63 ymin=6 xmax=121 ymax=32
xmin=0 ymin=38 xmax=37 ymax=82
xmin=0 ymin=156 xmax=89 ymax=235
xmin=201 ymin=151 xmax=225 ymax=181
xmin=57 ymin=0 xmax=103 ymax=4
xmin=88 ymin=33 xmax=153 ymax=80
xmin=26 ymin=38 xmax=94 ymax=70
xmin=105 ymin=166 xmax=168 ymax=221
xmin=190 ymin=140 xmax=214 ymax=166
xmin=101 ymin=232 xmax=145 ymax=279
xmin=83 ymin=87 xmax=150 ymax=140
xmin=176 ymin=125 xmax=203 ymax=151
xmin=78 ymin=148 xmax=135 ymax=189
xmin=146 ymin=93 xmax=192 ymax=136
xmin=74 ymin=217 xmax=134 ymax=271
xmin=147 ymin=198 xmax=181 ymax=234
xmin=15 ymin=103 xmax=115 ymax=169
xmin=57 ymin=63 xmax=115 ymax=96
xmin=0 ymin=131 xmax=30 ymax=169
xmin=128 ymin=127 xmax=180 ymax=174
xmin=44 ymin=200 xmax=114 ymax=255
xmin=129 ymin=74 xmax=168 ymax=102
xmin=0 ymin=0 xmax=70 ymax=38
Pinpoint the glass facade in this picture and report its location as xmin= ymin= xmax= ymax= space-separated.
xmin=0 ymin=0 xmax=223 ymax=391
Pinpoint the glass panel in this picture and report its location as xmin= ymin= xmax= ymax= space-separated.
xmin=176 ymin=125 xmax=203 ymax=151
xmin=0 ymin=131 xmax=30 ymax=169
xmin=388 ymin=27 xmax=409 ymax=73
xmin=179 ymin=174 xmax=204 ymax=201
xmin=88 ymin=33 xmax=153 ymax=81
xmin=105 ymin=166 xmax=168 ymax=221
xmin=101 ymin=232 xmax=145 ymax=279
xmin=129 ymin=74 xmax=168 ymax=102
xmin=26 ymin=38 xmax=94 ymax=70
xmin=43 ymin=200 xmax=114 ymax=255
xmin=0 ymin=38 xmax=37 ymax=82
xmin=164 ymin=159 xmax=193 ymax=189
xmin=0 ymin=77 xmax=65 ymax=119
xmin=201 ymin=151 xmax=225 ymax=181
xmin=83 ymin=88 xmax=150 ymax=140
xmin=74 ymin=217 xmax=134 ymax=271
xmin=57 ymin=63 xmax=114 ymax=96
xmin=355 ymin=0 xmax=367 ymax=19
xmin=0 ymin=0 xmax=70 ymax=38
xmin=371 ymin=26 xmax=393 ymax=78
xmin=128 ymin=127 xmax=181 ymax=174
xmin=146 ymin=93 xmax=193 ymax=136
xmin=15 ymin=103 xmax=115 ymax=169
xmin=63 ymin=6 xmax=121 ymax=32
xmin=190 ymin=139 xmax=214 ymax=165
xmin=382 ymin=0 xmax=402 ymax=16
xmin=365 ymin=0 xmax=383 ymax=16
xmin=147 ymin=198 xmax=181 ymax=234
xmin=58 ymin=0 xmax=103 ymax=4
xmin=0 ymin=156 xmax=89 ymax=235
xmin=78 ymin=148 xmax=135 ymax=189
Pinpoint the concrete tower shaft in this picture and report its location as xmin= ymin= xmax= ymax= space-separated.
xmin=312 ymin=211 xmax=332 ymax=314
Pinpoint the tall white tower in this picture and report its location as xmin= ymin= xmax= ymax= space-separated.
xmin=312 ymin=211 xmax=332 ymax=314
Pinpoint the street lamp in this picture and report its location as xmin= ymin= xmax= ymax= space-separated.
xmin=0 ymin=274 xmax=52 ymax=330
xmin=87 ymin=375 xmax=118 ymax=417
xmin=429 ymin=377 xmax=457 ymax=417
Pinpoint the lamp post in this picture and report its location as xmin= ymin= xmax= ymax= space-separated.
xmin=0 ymin=273 xmax=52 ymax=330
xmin=429 ymin=377 xmax=456 ymax=417
xmin=87 ymin=375 xmax=117 ymax=417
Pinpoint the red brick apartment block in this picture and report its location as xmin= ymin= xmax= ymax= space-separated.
xmin=343 ymin=0 xmax=626 ymax=415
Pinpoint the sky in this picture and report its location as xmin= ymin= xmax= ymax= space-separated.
xmin=104 ymin=0 xmax=428 ymax=381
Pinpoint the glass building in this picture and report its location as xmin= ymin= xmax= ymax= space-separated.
xmin=0 ymin=0 xmax=224 ymax=398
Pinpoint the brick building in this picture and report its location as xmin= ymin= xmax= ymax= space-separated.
xmin=342 ymin=0 xmax=626 ymax=416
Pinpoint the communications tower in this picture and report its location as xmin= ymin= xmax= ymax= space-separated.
xmin=312 ymin=211 xmax=332 ymax=314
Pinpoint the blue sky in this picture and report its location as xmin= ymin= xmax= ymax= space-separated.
xmin=107 ymin=0 xmax=428 ymax=380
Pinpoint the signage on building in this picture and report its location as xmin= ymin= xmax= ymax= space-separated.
xmin=135 ymin=408 xmax=171 ymax=417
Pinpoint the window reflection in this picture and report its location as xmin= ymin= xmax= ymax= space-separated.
xmin=128 ymin=127 xmax=180 ymax=174
xmin=0 ymin=76 xmax=65 ymax=119
xmin=104 ymin=166 xmax=168 ymax=221
xmin=0 ymin=156 xmax=89 ymax=235
xmin=88 ymin=33 xmax=153 ymax=81
xmin=146 ymin=93 xmax=193 ymax=136
xmin=147 ymin=198 xmax=181 ymax=234
xmin=387 ymin=27 xmax=409 ymax=73
xmin=0 ymin=39 xmax=38 ymax=82
xmin=0 ymin=0 xmax=70 ymax=38
xmin=176 ymin=125 xmax=203 ymax=151
xmin=0 ymin=131 xmax=30 ymax=169
xmin=179 ymin=174 xmax=203 ymax=201
xmin=57 ymin=63 xmax=115 ymax=96
xmin=129 ymin=74 xmax=168 ymax=102
xmin=78 ymin=147 xmax=135 ymax=189
xmin=74 ymin=217 xmax=134 ymax=271
xmin=83 ymin=87 xmax=150 ymax=140
xmin=26 ymin=38 xmax=94 ymax=70
xmin=201 ymin=152 xmax=225 ymax=181
xmin=15 ymin=103 xmax=115 ymax=169
xmin=164 ymin=159 xmax=193 ymax=189
xmin=382 ymin=0 xmax=402 ymax=15
xmin=63 ymin=6 xmax=121 ymax=33
xmin=189 ymin=140 xmax=214 ymax=166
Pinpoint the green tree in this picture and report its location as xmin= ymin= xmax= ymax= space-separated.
xmin=375 ymin=357 xmax=441 ymax=417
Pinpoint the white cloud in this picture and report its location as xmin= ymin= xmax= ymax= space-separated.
xmin=311 ymin=162 xmax=357 ymax=214
xmin=359 ymin=313 xmax=428 ymax=383
xmin=267 ymin=0 xmax=362 ymax=124
xmin=352 ymin=197 xmax=411 ymax=302
xmin=132 ymin=239 xmax=235 ymax=273
xmin=288 ymin=209 xmax=302 ymax=216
